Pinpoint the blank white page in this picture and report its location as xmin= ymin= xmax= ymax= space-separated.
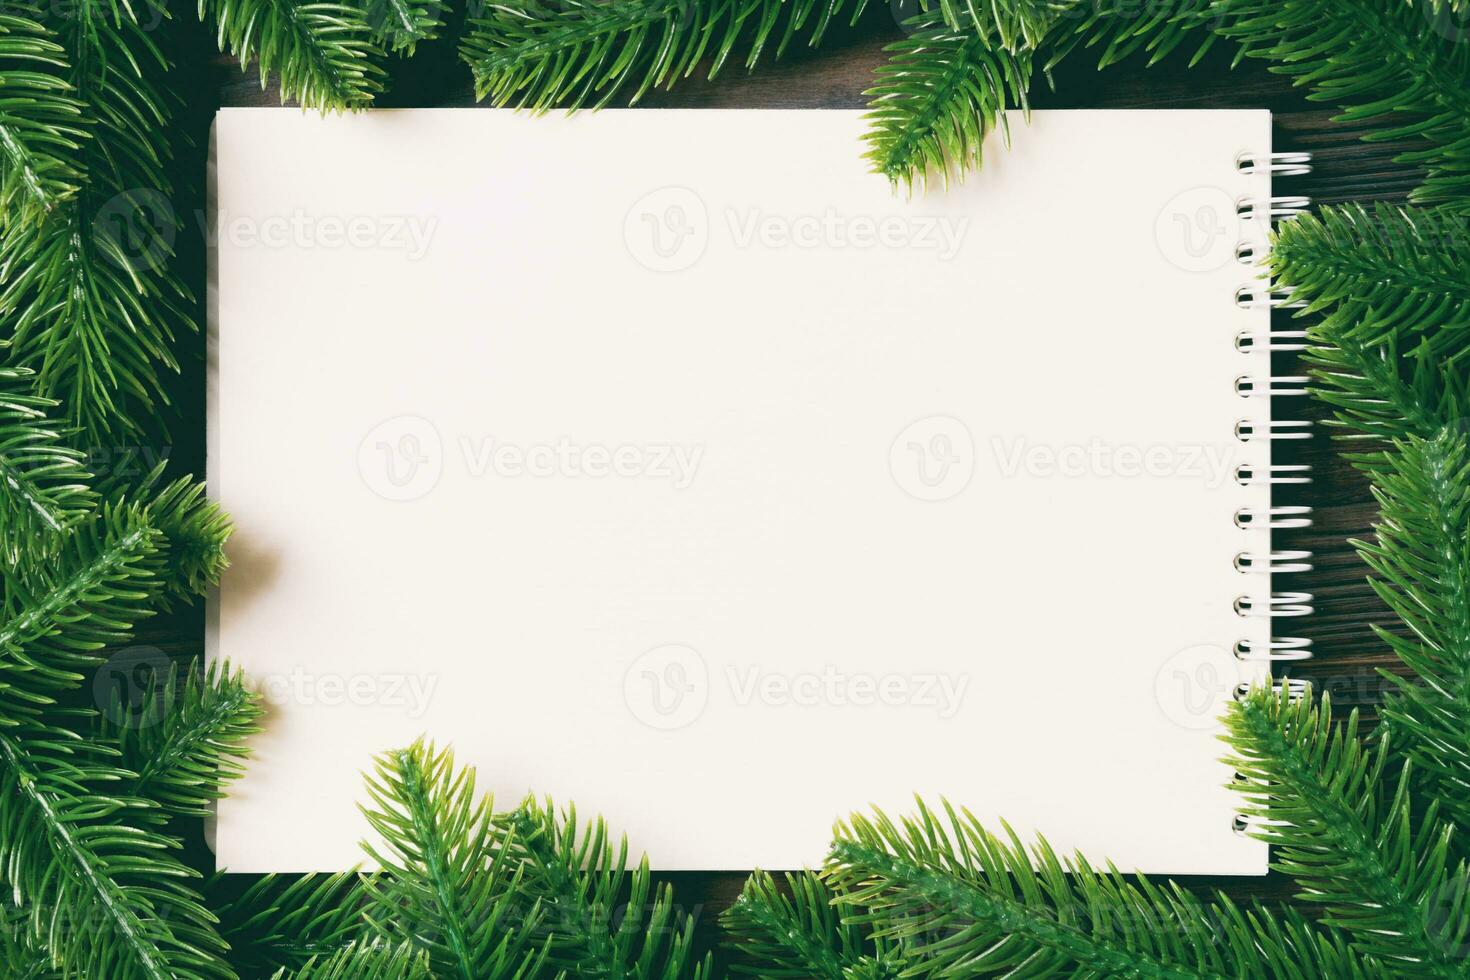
xmin=210 ymin=108 xmax=1273 ymax=874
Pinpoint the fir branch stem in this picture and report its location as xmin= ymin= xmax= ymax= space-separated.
xmin=1228 ymin=689 xmax=1462 ymax=974
xmin=0 ymin=523 xmax=152 ymax=652
xmin=864 ymin=9 xmax=1032 ymax=188
xmin=0 ymin=732 xmax=170 ymax=980
xmin=395 ymin=747 xmax=480 ymax=979
xmin=826 ymin=834 xmax=1210 ymax=980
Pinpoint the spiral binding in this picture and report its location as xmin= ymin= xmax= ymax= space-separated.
xmin=1236 ymin=151 xmax=1312 ymax=176
xmin=1234 ymin=150 xmax=1315 ymax=687
xmin=1235 ymin=330 xmax=1307 ymax=353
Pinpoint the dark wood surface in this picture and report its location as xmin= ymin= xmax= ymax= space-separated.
xmin=173 ymin=8 xmax=1421 ymax=967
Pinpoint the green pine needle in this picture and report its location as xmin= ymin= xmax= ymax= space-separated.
xmin=0 ymin=366 xmax=94 ymax=567
xmin=1226 ymin=686 xmax=1468 ymax=974
xmin=0 ymin=902 xmax=51 ymax=980
xmin=201 ymin=0 xmax=385 ymax=110
xmin=211 ymin=872 xmax=372 ymax=976
xmin=825 ymin=797 xmax=1376 ymax=978
xmin=1274 ymin=205 xmax=1470 ymax=462
xmin=272 ymin=942 xmax=432 ymax=980
xmin=461 ymin=0 xmax=870 ymax=110
xmin=0 ymin=502 xmax=163 ymax=723
xmin=1273 ymin=204 xmax=1470 ymax=364
xmin=1049 ymin=0 xmax=1220 ymax=71
xmin=102 ymin=658 xmax=263 ymax=823
xmin=0 ymin=8 xmax=85 ymax=225
xmin=863 ymin=7 xmax=1032 ymax=190
xmin=865 ymin=0 xmax=1218 ymax=188
xmin=0 ymin=0 xmax=189 ymax=445
xmin=365 ymin=0 xmax=448 ymax=54
xmin=721 ymin=869 xmax=903 ymax=977
xmin=0 ymin=722 xmax=231 ymax=980
xmin=1352 ymin=429 xmax=1470 ymax=841
xmin=360 ymin=738 xmax=709 ymax=979
xmin=1304 ymin=332 xmax=1466 ymax=465
xmin=497 ymin=794 xmax=708 ymax=979
xmin=948 ymin=0 xmax=1056 ymax=51
xmin=138 ymin=472 xmax=233 ymax=605
xmin=1217 ymin=0 xmax=1470 ymax=212
xmin=360 ymin=739 xmax=551 ymax=980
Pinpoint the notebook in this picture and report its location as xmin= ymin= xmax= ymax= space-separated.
xmin=209 ymin=108 xmax=1305 ymax=874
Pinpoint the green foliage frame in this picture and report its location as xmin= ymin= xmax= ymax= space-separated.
xmin=1 ymin=0 xmax=1468 ymax=976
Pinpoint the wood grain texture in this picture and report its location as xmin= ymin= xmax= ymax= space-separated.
xmin=173 ymin=9 xmax=1427 ymax=966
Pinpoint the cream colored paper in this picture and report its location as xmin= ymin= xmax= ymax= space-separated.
xmin=210 ymin=108 xmax=1274 ymax=873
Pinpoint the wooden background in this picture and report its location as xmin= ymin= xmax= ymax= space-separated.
xmin=150 ymin=5 xmax=1420 ymax=968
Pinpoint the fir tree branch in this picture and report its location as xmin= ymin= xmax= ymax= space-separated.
xmin=863 ymin=7 xmax=1032 ymax=189
xmin=0 ymin=8 xmax=85 ymax=224
xmin=946 ymin=0 xmax=1056 ymax=51
xmin=721 ymin=869 xmax=903 ymax=978
xmin=825 ymin=798 xmax=1375 ymax=978
xmin=201 ymin=0 xmax=385 ymax=109
xmin=102 ymin=658 xmax=262 ymax=823
xmin=865 ymin=1 xmax=1217 ymax=187
xmin=1216 ymin=0 xmax=1470 ymax=211
xmin=1226 ymin=687 xmax=1469 ymax=974
xmin=460 ymin=0 xmax=870 ymax=110
xmin=360 ymin=739 xmax=550 ymax=980
xmin=0 ymin=365 xmax=94 ymax=566
xmin=1305 ymin=331 xmax=1466 ymax=468
xmin=498 ymin=795 xmax=707 ymax=979
xmin=211 ymin=872 xmax=372 ymax=976
xmin=0 ymin=722 xmax=231 ymax=980
xmin=0 ymin=0 xmax=189 ymax=445
xmin=1273 ymin=204 xmax=1470 ymax=363
xmin=137 ymin=472 xmax=232 ymax=605
xmin=1050 ymin=0 xmax=1220 ymax=71
xmin=213 ymin=874 xmax=368 ymax=974
xmin=0 ymin=503 xmax=163 ymax=722
xmin=1353 ymin=429 xmax=1470 ymax=840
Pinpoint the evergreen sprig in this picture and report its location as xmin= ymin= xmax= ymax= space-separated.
xmin=1227 ymin=687 xmax=1469 ymax=974
xmin=0 ymin=0 xmax=189 ymax=445
xmin=1217 ymin=0 xmax=1470 ymax=212
xmin=102 ymin=659 xmax=263 ymax=823
xmin=1303 ymin=332 xmax=1465 ymax=464
xmin=0 ymin=725 xmax=232 ymax=980
xmin=497 ymin=795 xmax=707 ymax=979
xmin=863 ymin=7 xmax=1032 ymax=189
xmin=138 ymin=471 xmax=233 ymax=605
xmin=0 ymin=365 xmax=94 ymax=566
xmin=201 ymin=0 xmax=384 ymax=109
xmin=360 ymin=739 xmax=551 ymax=980
xmin=720 ymin=869 xmax=904 ymax=977
xmin=0 ymin=502 xmax=235 ymax=978
xmin=211 ymin=872 xmax=372 ymax=977
xmin=1353 ymin=429 xmax=1470 ymax=840
xmin=823 ymin=798 xmax=1376 ymax=977
xmin=0 ymin=503 xmax=163 ymax=720
xmin=1271 ymin=204 xmax=1470 ymax=466
xmin=1273 ymin=204 xmax=1470 ymax=362
xmin=360 ymin=738 xmax=710 ymax=979
xmin=1050 ymin=0 xmax=1220 ymax=71
xmin=460 ymin=0 xmax=869 ymax=110
xmin=0 ymin=7 xmax=84 ymax=224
